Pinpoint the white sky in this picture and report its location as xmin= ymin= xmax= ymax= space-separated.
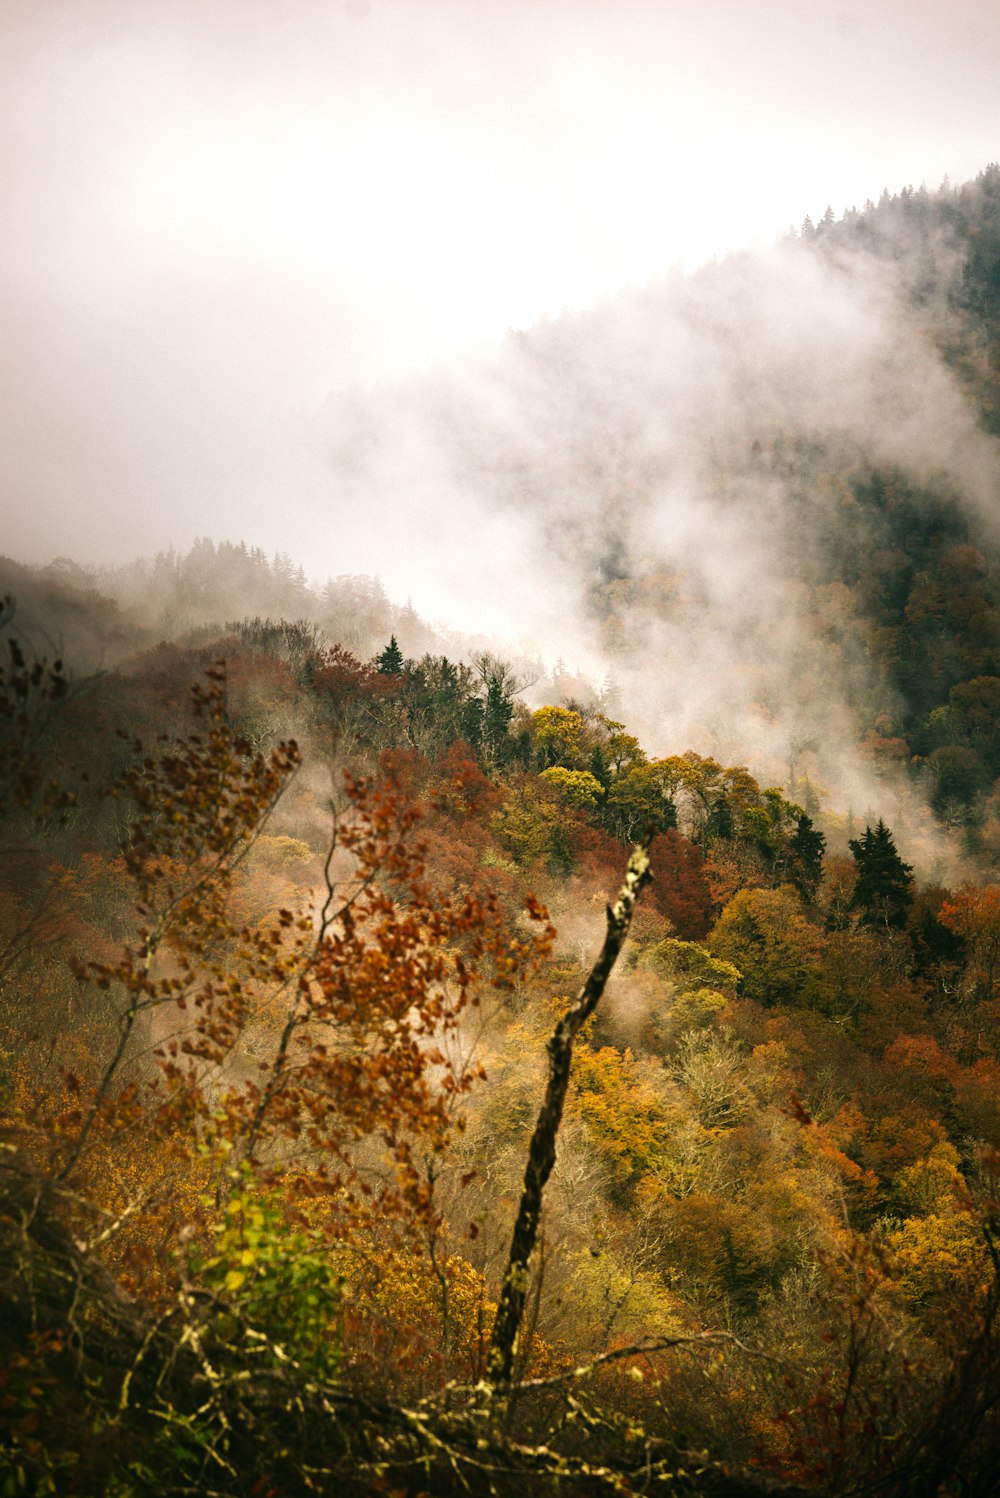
xmin=2 ymin=0 xmax=999 ymax=602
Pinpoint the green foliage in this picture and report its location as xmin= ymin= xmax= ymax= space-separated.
xmin=193 ymin=1180 xmax=344 ymax=1378
xmin=789 ymin=811 xmax=826 ymax=896
xmin=604 ymin=762 xmax=679 ymax=840
xmin=473 ymin=655 xmax=519 ymax=768
xmin=849 ymin=818 xmax=914 ymax=930
xmin=491 ymin=778 xmax=576 ymax=872
xmin=374 ymin=633 xmax=404 ymax=674
xmin=643 ymin=936 xmax=741 ymax=995
xmin=709 ymin=885 xmax=823 ymax=1007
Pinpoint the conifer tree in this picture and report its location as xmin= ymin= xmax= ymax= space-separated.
xmin=790 ymin=811 xmax=826 ymax=897
xmin=849 ymin=818 xmax=914 ymax=930
xmin=375 ymin=634 xmax=404 ymax=675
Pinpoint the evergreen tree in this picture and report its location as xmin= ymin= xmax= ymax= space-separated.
xmin=588 ymin=742 xmax=612 ymax=791
xmin=471 ymin=654 xmax=520 ymax=769
xmin=848 ymin=818 xmax=914 ymax=930
xmin=790 ymin=812 xmax=826 ymax=897
xmin=375 ymin=635 xmax=404 ymax=675
xmin=481 ymin=673 xmax=515 ymax=765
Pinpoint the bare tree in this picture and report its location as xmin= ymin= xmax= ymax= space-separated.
xmin=488 ymin=838 xmax=652 ymax=1386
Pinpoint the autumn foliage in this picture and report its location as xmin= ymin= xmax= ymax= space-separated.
xmin=4 ymin=611 xmax=1000 ymax=1494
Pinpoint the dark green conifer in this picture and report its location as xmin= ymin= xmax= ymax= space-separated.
xmin=790 ymin=812 xmax=826 ymax=897
xmin=848 ymin=818 xmax=913 ymax=930
xmin=375 ymin=634 xmax=404 ymax=675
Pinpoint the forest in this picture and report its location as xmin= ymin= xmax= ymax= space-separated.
xmin=5 ymin=168 xmax=1000 ymax=1495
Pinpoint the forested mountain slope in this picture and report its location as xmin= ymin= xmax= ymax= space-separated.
xmin=323 ymin=165 xmax=1000 ymax=870
xmin=6 ymin=171 xmax=1000 ymax=1495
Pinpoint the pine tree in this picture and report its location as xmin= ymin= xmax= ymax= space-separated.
xmin=849 ymin=818 xmax=913 ymax=930
xmin=375 ymin=634 xmax=404 ymax=675
xmin=790 ymin=812 xmax=826 ymax=897
xmin=481 ymin=673 xmax=515 ymax=765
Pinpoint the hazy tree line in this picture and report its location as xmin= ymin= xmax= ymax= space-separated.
xmin=4 ymin=565 xmax=1000 ymax=1493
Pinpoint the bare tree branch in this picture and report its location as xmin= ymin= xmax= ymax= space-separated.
xmin=487 ymin=838 xmax=652 ymax=1386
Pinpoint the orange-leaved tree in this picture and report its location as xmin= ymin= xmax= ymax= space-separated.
xmin=940 ymin=883 xmax=1000 ymax=1001
xmin=38 ymin=665 xmax=554 ymax=1280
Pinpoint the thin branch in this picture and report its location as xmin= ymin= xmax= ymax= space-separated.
xmin=509 ymin=1330 xmax=784 ymax=1392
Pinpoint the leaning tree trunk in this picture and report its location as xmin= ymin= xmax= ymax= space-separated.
xmin=487 ymin=840 xmax=652 ymax=1387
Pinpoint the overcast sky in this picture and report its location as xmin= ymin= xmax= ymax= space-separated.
xmin=2 ymin=0 xmax=999 ymax=608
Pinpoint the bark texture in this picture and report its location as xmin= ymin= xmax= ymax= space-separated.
xmin=487 ymin=839 xmax=652 ymax=1386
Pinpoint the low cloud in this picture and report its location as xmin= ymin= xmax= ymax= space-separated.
xmin=318 ymin=231 xmax=1000 ymax=877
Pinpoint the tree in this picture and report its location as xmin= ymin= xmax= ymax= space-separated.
xmin=472 ymin=652 xmax=524 ymax=770
xmin=939 ymin=883 xmax=1000 ymax=999
xmin=41 ymin=668 xmax=554 ymax=1261
xmin=0 ymin=595 xmax=70 ymax=818
xmin=790 ymin=811 xmax=827 ymax=897
xmin=400 ymin=654 xmax=477 ymax=758
xmin=604 ymin=763 xmax=679 ymax=841
xmin=375 ymin=634 xmax=404 ymax=675
xmin=488 ymin=841 xmax=652 ymax=1384
xmin=530 ymin=705 xmax=587 ymax=769
xmin=849 ymin=819 xmax=914 ymax=930
xmin=478 ymin=668 xmax=516 ymax=768
xmin=51 ymin=666 xmax=301 ymax=1186
xmin=709 ymin=885 xmax=823 ymax=1007
xmin=647 ymin=830 xmax=713 ymax=940
xmin=594 ymin=716 xmax=647 ymax=778
xmin=539 ymin=765 xmax=604 ymax=809
xmin=0 ymin=597 xmax=75 ymax=987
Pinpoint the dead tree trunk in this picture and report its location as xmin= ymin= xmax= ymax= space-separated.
xmin=487 ymin=840 xmax=652 ymax=1386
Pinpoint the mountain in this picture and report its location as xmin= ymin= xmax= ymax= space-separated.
xmin=8 ymin=168 xmax=1000 ymax=1497
xmin=321 ymin=165 xmax=1000 ymax=869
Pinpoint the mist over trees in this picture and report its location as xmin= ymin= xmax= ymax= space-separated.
xmin=319 ymin=164 xmax=1000 ymax=874
xmin=7 ymin=169 xmax=1000 ymax=1494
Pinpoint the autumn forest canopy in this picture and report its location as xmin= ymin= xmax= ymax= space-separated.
xmin=7 ymin=167 xmax=1000 ymax=1494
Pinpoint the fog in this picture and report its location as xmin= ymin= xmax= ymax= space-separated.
xmin=4 ymin=1 xmax=1000 ymax=868
xmin=3 ymin=0 xmax=1000 ymax=576
xmin=317 ymin=226 xmax=1000 ymax=875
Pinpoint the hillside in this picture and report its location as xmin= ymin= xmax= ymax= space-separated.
xmin=322 ymin=165 xmax=1000 ymax=870
xmin=5 ymin=171 xmax=1000 ymax=1494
